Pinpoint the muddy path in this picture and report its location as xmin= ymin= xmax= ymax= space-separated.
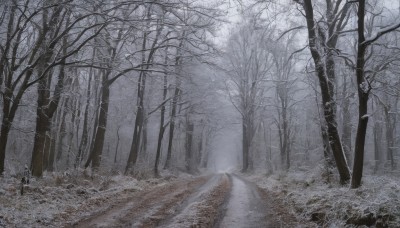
xmin=66 ymin=173 xmax=297 ymax=227
xmin=218 ymin=174 xmax=279 ymax=228
xmin=69 ymin=175 xmax=211 ymax=228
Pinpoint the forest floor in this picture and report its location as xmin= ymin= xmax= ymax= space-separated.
xmin=0 ymin=169 xmax=309 ymax=228
xmin=0 ymin=169 xmax=172 ymax=227
xmin=246 ymin=165 xmax=400 ymax=227
xmin=2 ymin=167 xmax=397 ymax=227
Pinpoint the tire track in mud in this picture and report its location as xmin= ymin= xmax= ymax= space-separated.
xmin=159 ymin=173 xmax=231 ymax=228
xmin=67 ymin=173 xmax=296 ymax=228
xmin=70 ymin=176 xmax=210 ymax=228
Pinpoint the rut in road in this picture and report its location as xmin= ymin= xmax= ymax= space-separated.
xmin=68 ymin=173 xmax=283 ymax=228
xmin=70 ymin=176 xmax=210 ymax=227
xmin=159 ymin=174 xmax=230 ymax=227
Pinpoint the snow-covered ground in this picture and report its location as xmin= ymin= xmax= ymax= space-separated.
xmin=248 ymin=166 xmax=400 ymax=227
xmin=2 ymin=167 xmax=399 ymax=227
xmin=0 ymin=169 xmax=171 ymax=227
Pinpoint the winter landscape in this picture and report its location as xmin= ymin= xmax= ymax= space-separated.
xmin=1 ymin=0 xmax=400 ymax=227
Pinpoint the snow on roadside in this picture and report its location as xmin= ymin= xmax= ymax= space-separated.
xmin=247 ymin=166 xmax=400 ymax=227
xmin=0 ymin=170 xmax=171 ymax=228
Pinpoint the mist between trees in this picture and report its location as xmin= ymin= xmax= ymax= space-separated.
xmin=0 ymin=0 xmax=399 ymax=188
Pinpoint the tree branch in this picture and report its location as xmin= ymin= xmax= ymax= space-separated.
xmin=362 ymin=22 xmax=400 ymax=46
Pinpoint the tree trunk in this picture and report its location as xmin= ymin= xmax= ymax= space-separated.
xmin=0 ymin=116 xmax=12 ymax=175
xmin=351 ymin=0 xmax=369 ymax=188
xmin=141 ymin=113 xmax=148 ymax=157
xmin=373 ymin=110 xmax=382 ymax=174
xmin=352 ymin=94 xmax=369 ymax=188
xmin=197 ymin=124 xmax=204 ymax=168
xmin=125 ymin=72 xmax=146 ymax=173
xmin=185 ymin=112 xmax=194 ymax=173
xmin=47 ymin=126 xmax=57 ymax=171
xmin=242 ymin=120 xmax=249 ymax=172
xmin=85 ymin=71 xmax=110 ymax=170
xmin=154 ymin=59 xmax=168 ymax=176
xmin=262 ymin=121 xmax=273 ymax=173
xmin=56 ymin=97 xmax=68 ymax=162
xmin=278 ymin=100 xmax=290 ymax=170
xmin=200 ymin=128 xmax=210 ymax=169
xmin=66 ymin=91 xmax=79 ymax=169
xmin=0 ymin=4 xmax=18 ymax=175
xmin=164 ymin=84 xmax=180 ymax=170
xmin=278 ymin=116 xmax=285 ymax=169
xmin=30 ymin=4 xmax=69 ymax=177
xmin=85 ymin=70 xmax=102 ymax=161
xmin=303 ymin=0 xmax=351 ymax=184
xmin=384 ymin=107 xmax=396 ymax=170
xmin=31 ymin=63 xmax=66 ymax=176
xmin=341 ymin=75 xmax=353 ymax=166
xmin=321 ymin=124 xmax=335 ymax=169
xmin=0 ymin=2 xmax=61 ymax=175
xmin=43 ymin=132 xmax=52 ymax=171
xmin=31 ymin=79 xmax=50 ymax=177
xmin=125 ymin=17 xmax=162 ymax=173
xmin=75 ymin=72 xmax=92 ymax=168
xmin=114 ymin=126 xmax=121 ymax=164
xmin=163 ymin=33 xmax=185 ymax=171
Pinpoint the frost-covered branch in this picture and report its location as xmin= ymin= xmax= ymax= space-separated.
xmin=362 ymin=22 xmax=400 ymax=46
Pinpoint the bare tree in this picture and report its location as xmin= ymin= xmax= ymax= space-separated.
xmin=351 ymin=0 xmax=400 ymax=188
xmin=271 ymin=36 xmax=299 ymax=170
xmin=125 ymin=5 xmax=165 ymax=173
xmin=224 ymin=15 xmax=272 ymax=172
xmin=295 ymin=0 xmax=351 ymax=184
xmin=0 ymin=0 xmax=107 ymax=176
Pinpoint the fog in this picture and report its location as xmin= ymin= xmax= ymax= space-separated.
xmin=1 ymin=0 xmax=400 ymax=227
xmin=210 ymin=125 xmax=242 ymax=172
xmin=1 ymin=0 xmax=400 ymax=192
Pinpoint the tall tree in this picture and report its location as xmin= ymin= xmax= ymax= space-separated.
xmin=125 ymin=6 xmax=164 ymax=173
xmin=296 ymin=0 xmax=351 ymax=184
xmin=31 ymin=5 xmax=70 ymax=176
xmin=271 ymin=36 xmax=298 ymax=171
xmin=154 ymin=45 xmax=170 ymax=176
xmin=0 ymin=0 xmax=106 ymax=175
xmin=351 ymin=0 xmax=400 ymax=188
xmin=163 ymin=40 xmax=184 ymax=170
xmin=225 ymin=15 xmax=272 ymax=172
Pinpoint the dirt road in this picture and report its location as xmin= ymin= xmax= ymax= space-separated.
xmin=67 ymin=173 xmax=295 ymax=228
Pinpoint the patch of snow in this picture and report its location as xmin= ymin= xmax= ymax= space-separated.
xmin=247 ymin=166 xmax=400 ymax=227
xmin=0 ymin=170 xmax=164 ymax=227
xmin=359 ymin=81 xmax=369 ymax=93
xmin=361 ymin=114 xmax=369 ymax=119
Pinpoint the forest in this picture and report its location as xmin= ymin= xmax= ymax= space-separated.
xmin=0 ymin=0 xmax=400 ymax=227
